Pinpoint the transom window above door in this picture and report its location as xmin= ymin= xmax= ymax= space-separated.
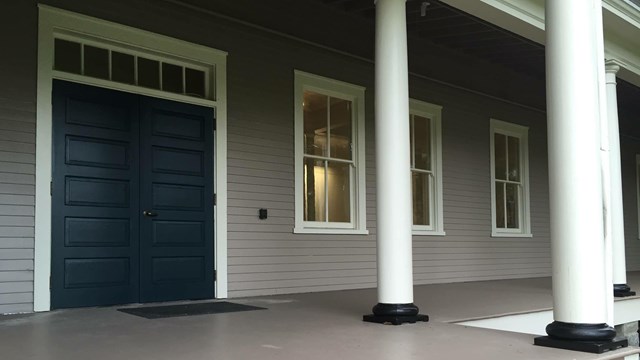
xmin=294 ymin=71 xmax=367 ymax=234
xmin=53 ymin=37 xmax=214 ymax=100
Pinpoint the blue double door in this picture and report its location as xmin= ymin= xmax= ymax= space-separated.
xmin=51 ymin=80 xmax=215 ymax=309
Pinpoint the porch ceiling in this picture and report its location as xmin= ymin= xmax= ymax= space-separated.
xmin=317 ymin=0 xmax=546 ymax=79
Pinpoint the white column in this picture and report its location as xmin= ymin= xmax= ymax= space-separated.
xmin=544 ymin=0 xmax=614 ymax=340
xmin=606 ymin=62 xmax=633 ymax=294
xmin=374 ymin=0 xmax=413 ymax=306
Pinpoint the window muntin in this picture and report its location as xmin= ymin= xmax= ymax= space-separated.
xmin=294 ymin=71 xmax=366 ymax=234
xmin=409 ymin=100 xmax=444 ymax=235
xmin=490 ymin=119 xmax=531 ymax=237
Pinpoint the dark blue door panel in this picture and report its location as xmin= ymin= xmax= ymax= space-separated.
xmin=139 ymin=97 xmax=215 ymax=302
xmin=51 ymin=80 xmax=140 ymax=309
xmin=52 ymin=81 xmax=215 ymax=308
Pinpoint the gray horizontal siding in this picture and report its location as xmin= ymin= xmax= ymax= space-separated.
xmin=0 ymin=0 xmax=37 ymax=314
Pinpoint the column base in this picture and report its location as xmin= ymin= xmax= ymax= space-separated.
xmin=534 ymin=336 xmax=627 ymax=354
xmin=534 ymin=321 xmax=624 ymax=354
xmin=363 ymin=303 xmax=429 ymax=325
xmin=614 ymin=284 xmax=636 ymax=297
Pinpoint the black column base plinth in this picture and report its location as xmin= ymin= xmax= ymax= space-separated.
xmin=363 ymin=303 xmax=429 ymax=325
xmin=614 ymin=284 xmax=636 ymax=297
xmin=534 ymin=336 xmax=627 ymax=354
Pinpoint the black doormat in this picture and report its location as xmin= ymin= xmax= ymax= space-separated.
xmin=117 ymin=301 xmax=266 ymax=319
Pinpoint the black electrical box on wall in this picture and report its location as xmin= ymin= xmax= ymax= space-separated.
xmin=259 ymin=208 xmax=268 ymax=220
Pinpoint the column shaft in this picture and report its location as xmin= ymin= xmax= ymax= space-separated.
xmin=606 ymin=63 xmax=634 ymax=295
xmin=374 ymin=0 xmax=413 ymax=305
xmin=545 ymin=0 xmax=611 ymax=334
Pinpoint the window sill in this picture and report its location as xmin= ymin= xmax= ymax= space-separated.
xmin=412 ymin=230 xmax=446 ymax=236
xmin=293 ymin=227 xmax=370 ymax=235
xmin=491 ymin=232 xmax=533 ymax=238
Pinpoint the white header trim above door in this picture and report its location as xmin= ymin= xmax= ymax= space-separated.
xmin=35 ymin=5 xmax=229 ymax=311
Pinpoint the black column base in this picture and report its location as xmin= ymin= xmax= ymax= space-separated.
xmin=534 ymin=336 xmax=627 ymax=354
xmin=614 ymin=284 xmax=636 ymax=297
xmin=363 ymin=303 xmax=429 ymax=325
xmin=534 ymin=321 xmax=624 ymax=354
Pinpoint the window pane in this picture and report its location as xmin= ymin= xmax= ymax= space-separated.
xmin=54 ymin=39 xmax=81 ymax=74
xmin=138 ymin=57 xmax=160 ymax=89
xmin=508 ymin=136 xmax=521 ymax=182
xmin=329 ymin=97 xmax=352 ymax=160
xmin=303 ymin=159 xmax=326 ymax=222
xmin=111 ymin=52 xmax=135 ymax=85
xmin=412 ymin=171 xmax=431 ymax=226
xmin=495 ymin=182 xmax=505 ymax=228
xmin=494 ymin=133 xmax=507 ymax=180
xmin=303 ymin=91 xmax=328 ymax=157
xmin=162 ymin=63 xmax=184 ymax=94
xmin=414 ymin=115 xmax=431 ymax=171
xmin=327 ymin=161 xmax=351 ymax=223
xmin=185 ymin=68 xmax=206 ymax=98
xmin=506 ymin=183 xmax=520 ymax=228
xmin=84 ymin=45 xmax=110 ymax=80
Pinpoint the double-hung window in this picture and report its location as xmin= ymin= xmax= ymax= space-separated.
xmin=410 ymin=99 xmax=444 ymax=235
xmin=294 ymin=71 xmax=367 ymax=234
xmin=490 ymin=119 xmax=531 ymax=237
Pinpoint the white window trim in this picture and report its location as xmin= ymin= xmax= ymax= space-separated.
xmin=489 ymin=119 xmax=532 ymax=237
xmin=36 ymin=5 xmax=228 ymax=311
xmin=409 ymin=99 xmax=445 ymax=236
xmin=293 ymin=70 xmax=367 ymax=235
xmin=636 ymin=154 xmax=640 ymax=239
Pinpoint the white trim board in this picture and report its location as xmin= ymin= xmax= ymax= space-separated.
xmin=35 ymin=5 xmax=228 ymax=311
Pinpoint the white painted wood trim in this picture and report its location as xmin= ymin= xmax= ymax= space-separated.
xmin=409 ymin=99 xmax=444 ymax=236
xmin=35 ymin=6 xmax=228 ymax=311
xmin=293 ymin=70 xmax=367 ymax=234
xmin=489 ymin=119 xmax=532 ymax=238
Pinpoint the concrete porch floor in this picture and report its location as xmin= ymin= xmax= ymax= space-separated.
xmin=2 ymin=274 xmax=640 ymax=360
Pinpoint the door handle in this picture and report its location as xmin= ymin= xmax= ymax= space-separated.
xmin=143 ymin=210 xmax=158 ymax=217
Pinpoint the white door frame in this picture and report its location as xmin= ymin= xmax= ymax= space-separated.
xmin=35 ymin=5 xmax=228 ymax=311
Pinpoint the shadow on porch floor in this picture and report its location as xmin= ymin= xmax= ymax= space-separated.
xmin=2 ymin=274 xmax=640 ymax=360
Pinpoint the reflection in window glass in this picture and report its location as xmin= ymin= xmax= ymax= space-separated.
xmin=327 ymin=161 xmax=351 ymax=223
xmin=329 ymin=98 xmax=352 ymax=160
xmin=412 ymin=172 xmax=430 ymax=226
xmin=303 ymin=159 xmax=326 ymax=222
xmin=54 ymin=39 xmax=82 ymax=74
xmin=494 ymin=133 xmax=507 ymax=180
xmin=303 ymin=91 xmax=329 ymax=157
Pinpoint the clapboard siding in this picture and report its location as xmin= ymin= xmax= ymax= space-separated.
xmin=0 ymin=0 xmax=37 ymax=313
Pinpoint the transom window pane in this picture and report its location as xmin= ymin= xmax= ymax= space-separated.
xmin=162 ymin=63 xmax=184 ymax=94
xmin=54 ymin=39 xmax=81 ymax=74
xmin=185 ymin=68 xmax=206 ymax=98
xmin=111 ymin=52 xmax=135 ymax=85
xmin=83 ymin=45 xmax=109 ymax=80
xmin=138 ymin=58 xmax=160 ymax=89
